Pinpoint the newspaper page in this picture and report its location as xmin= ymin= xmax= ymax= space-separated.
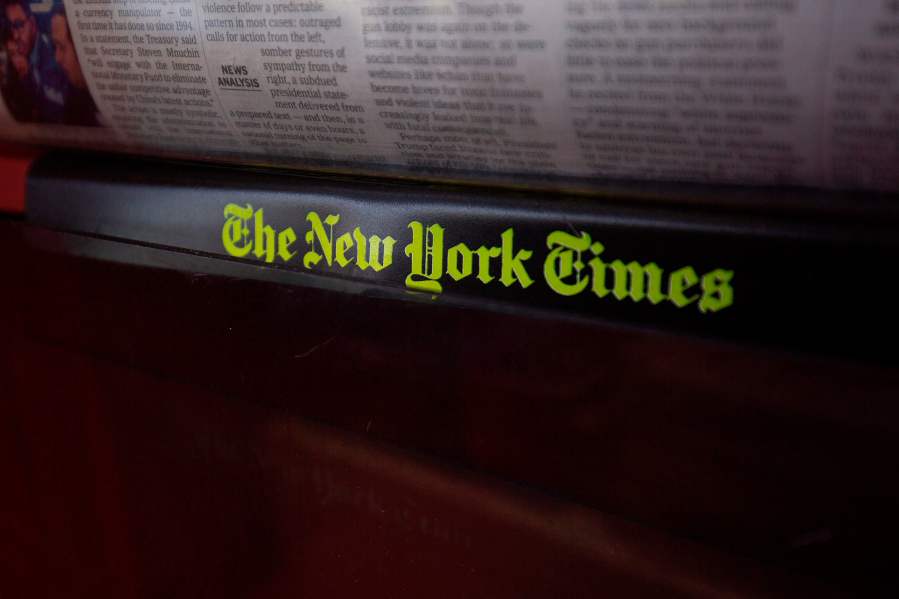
xmin=0 ymin=0 xmax=896 ymax=191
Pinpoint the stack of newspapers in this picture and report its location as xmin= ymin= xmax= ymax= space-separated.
xmin=2 ymin=0 xmax=898 ymax=191
xmin=6 ymin=0 xmax=898 ymax=354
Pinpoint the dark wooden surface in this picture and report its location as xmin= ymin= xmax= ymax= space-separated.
xmin=3 ymin=218 xmax=898 ymax=596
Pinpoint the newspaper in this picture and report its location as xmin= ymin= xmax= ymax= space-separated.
xmin=1 ymin=0 xmax=897 ymax=191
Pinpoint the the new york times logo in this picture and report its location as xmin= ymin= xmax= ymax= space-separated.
xmin=222 ymin=203 xmax=734 ymax=313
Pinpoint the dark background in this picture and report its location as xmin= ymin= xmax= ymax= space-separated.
xmin=4 ymin=216 xmax=899 ymax=596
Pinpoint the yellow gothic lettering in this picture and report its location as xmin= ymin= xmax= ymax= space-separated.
xmin=222 ymin=203 xmax=254 ymax=258
xmin=222 ymin=203 xmax=296 ymax=265
xmin=405 ymin=221 xmax=444 ymax=293
xmin=544 ymin=229 xmax=734 ymax=313
xmin=544 ymin=231 xmax=591 ymax=296
xmin=304 ymin=211 xmax=340 ymax=269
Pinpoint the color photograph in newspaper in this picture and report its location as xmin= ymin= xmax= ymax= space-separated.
xmin=1 ymin=0 xmax=100 ymax=126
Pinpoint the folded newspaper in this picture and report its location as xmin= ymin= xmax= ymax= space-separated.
xmin=1 ymin=0 xmax=897 ymax=192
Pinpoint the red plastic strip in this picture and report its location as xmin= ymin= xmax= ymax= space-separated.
xmin=0 ymin=145 xmax=41 ymax=214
